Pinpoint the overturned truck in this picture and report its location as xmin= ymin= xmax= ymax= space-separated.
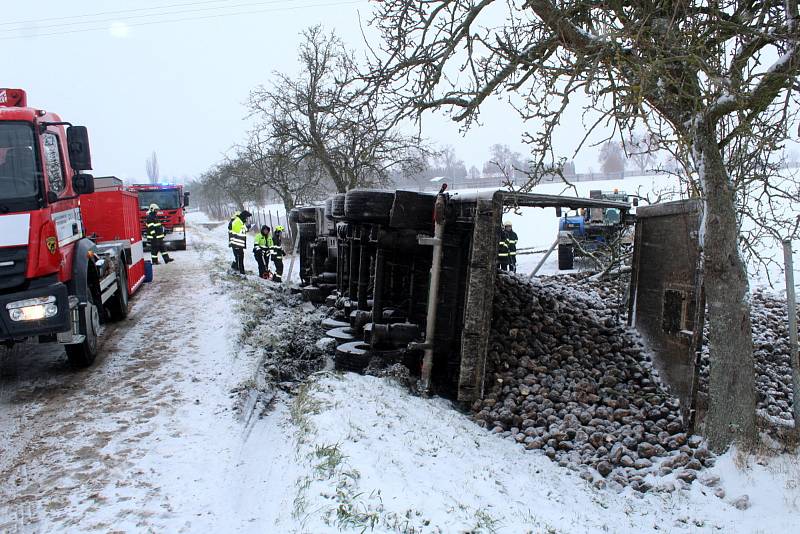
xmin=291 ymin=188 xmax=632 ymax=402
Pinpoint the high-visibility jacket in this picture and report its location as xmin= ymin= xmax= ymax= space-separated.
xmin=227 ymin=211 xmax=240 ymax=231
xmin=146 ymin=211 xmax=165 ymax=239
xmin=229 ymin=216 xmax=247 ymax=249
xmin=254 ymin=232 xmax=273 ymax=251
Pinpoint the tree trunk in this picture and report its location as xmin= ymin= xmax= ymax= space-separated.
xmin=696 ymin=122 xmax=756 ymax=452
xmin=282 ymin=193 xmax=298 ymax=248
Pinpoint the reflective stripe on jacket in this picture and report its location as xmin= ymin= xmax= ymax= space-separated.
xmin=146 ymin=212 xmax=165 ymax=239
xmin=229 ymin=216 xmax=247 ymax=248
xmin=506 ymin=230 xmax=518 ymax=256
xmin=271 ymin=232 xmax=284 ymax=257
xmin=254 ymin=233 xmax=273 ymax=250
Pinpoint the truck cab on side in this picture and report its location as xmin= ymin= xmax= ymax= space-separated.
xmin=0 ymin=88 xmax=133 ymax=367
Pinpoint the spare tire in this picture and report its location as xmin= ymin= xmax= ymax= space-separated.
xmin=335 ymin=341 xmax=372 ymax=372
xmin=324 ymin=198 xmax=334 ymax=220
xmin=331 ymin=194 xmax=346 ymax=218
xmin=344 ymin=190 xmax=395 ymax=224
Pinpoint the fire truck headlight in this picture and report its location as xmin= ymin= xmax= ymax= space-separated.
xmin=6 ymin=296 xmax=58 ymax=322
xmin=173 ymin=225 xmax=184 ymax=233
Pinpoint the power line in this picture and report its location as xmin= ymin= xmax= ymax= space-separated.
xmin=0 ymin=0 xmax=366 ymax=41
xmin=2 ymin=0 xmax=315 ymax=32
xmin=0 ymin=0 xmax=232 ymax=27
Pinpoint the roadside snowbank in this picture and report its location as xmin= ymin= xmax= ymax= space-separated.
xmin=291 ymin=373 xmax=800 ymax=533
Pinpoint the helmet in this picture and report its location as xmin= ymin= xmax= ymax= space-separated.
xmin=149 ymin=203 xmax=159 ymax=211
xmin=240 ymin=210 xmax=252 ymax=219
xmin=503 ymin=220 xmax=512 ymax=227
xmin=261 ymin=225 xmax=270 ymax=233
xmin=275 ymin=225 xmax=284 ymax=232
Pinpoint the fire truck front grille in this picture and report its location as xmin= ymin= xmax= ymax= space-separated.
xmin=0 ymin=246 xmax=28 ymax=291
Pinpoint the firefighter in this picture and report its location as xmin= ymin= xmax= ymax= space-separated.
xmin=228 ymin=210 xmax=241 ymax=270
xmin=146 ymin=204 xmax=173 ymax=264
xmin=253 ymin=225 xmax=273 ymax=279
xmin=498 ymin=225 xmax=511 ymax=271
xmin=503 ymin=220 xmax=518 ymax=272
xmin=229 ymin=210 xmax=251 ymax=274
xmin=270 ymin=225 xmax=285 ymax=282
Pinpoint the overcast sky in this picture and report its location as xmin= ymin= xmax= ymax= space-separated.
xmin=3 ymin=1 xmax=615 ymax=184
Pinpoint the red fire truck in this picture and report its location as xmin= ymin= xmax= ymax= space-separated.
xmin=128 ymin=183 xmax=189 ymax=250
xmin=0 ymin=88 xmax=143 ymax=367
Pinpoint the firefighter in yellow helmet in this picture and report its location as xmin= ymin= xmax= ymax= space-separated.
xmin=147 ymin=204 xmax=173 ymax=264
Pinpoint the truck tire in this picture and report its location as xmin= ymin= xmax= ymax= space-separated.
xmin=558 ymin=243 xmax=574 ymax=270
xmin=66 ymin=290 xmax=100 ymax=368
xmin=324 ymin=198 xmax=334 ymax=221
xmin=334 ymin=341 xmax=371 ymax=372
xmin=344 ymin=190 xmax=395 ymax=224
xmin=331 ymin=194 xmax=346 ymax=218
xmin=108 ymin=264 xmax=129 ymax=321
xmin=175 ymin=238 xmax=187 ymax=251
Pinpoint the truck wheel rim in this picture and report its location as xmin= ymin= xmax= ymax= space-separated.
xmin=89 ymin=303 xmax=99 ymax=348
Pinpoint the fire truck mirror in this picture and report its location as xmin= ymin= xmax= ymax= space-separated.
xmin=183 ymin=192 xmax=190 ymax=207
xmin=632 ymin=197 xmax=639 ymax=207
xmin=555 ymin=206 xmax=562 ymax=217
xmin=66 ymin=126 xmax=93 ymax=171
xmin=73 ymin=173 xmax=95 ymax=195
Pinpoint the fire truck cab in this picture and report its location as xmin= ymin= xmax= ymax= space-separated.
xmin=0 ymin=88 xmax=139 ymax=367
xmin=129 ymin=183 xmax=189 ymax=251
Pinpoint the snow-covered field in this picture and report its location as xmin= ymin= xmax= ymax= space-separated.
xmin=1 ymin=212 xmax=798 ymax=533
xmin=447 ymin=175 xmax=799 ymax=291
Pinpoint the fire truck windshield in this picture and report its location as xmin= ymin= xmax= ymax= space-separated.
xmin=137 ymin=190 xmax=181 ymax=210
xmin=0 ymin=123 xmax=39 ymax=209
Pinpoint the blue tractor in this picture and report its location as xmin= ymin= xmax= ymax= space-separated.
xmin=557 ymin=189 xmax=636 ymax=270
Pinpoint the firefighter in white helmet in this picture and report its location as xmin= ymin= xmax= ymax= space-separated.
xmin=147 ymin=204 xmax=173 ymax=264
xmin=498 ymin=220 xmax=518 ymax=272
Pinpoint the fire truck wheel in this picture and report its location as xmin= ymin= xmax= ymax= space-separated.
xmin=324 ymin=198 xmax=334 ymax=221
xmin=334 ymin=341 xmax=371 ymax=372
xmin=66 ymin=288 xmax=100 ymax=367
xmin=344 ymin=190 xmax=395 ymax=224
xmin=558 ymin=243 xmax=574 ymax=270
xmin=175 ymin=239 xmax=187 ymax=251
xmin=108 ymin=264 xmax=129 ymax=321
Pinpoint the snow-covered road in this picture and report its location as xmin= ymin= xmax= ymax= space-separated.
xmin=0 ymin=220 xmax=297 ymax=532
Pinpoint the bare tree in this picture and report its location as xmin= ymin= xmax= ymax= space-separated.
xmin=598 ymin=141 xmax=626 ymax=175
xmin=248 ymin=25 xmax=429 ymax=193
xmin=146 ymin=151 xmax=159 ymax=184
xmin=482 ymin=143 xmax=525 ymax=181
xmin=238 ymin=128 xmax=328 ymax=214
xmin=626 ymin=132 xmax=659 ymax=175
xmin=369 ymin=0 xmax=800 ymax=452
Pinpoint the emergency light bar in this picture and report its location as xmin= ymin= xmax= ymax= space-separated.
xmin=0 ymin=88 xmax=28 ymax=108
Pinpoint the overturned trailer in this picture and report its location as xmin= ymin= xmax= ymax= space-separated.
xmin=293 ymin=188 xmax=632 ymax=402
